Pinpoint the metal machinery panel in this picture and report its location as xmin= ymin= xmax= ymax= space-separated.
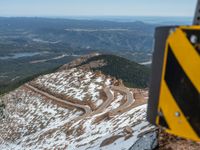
xmin=147 ymin=26 xmax=200 ymax=142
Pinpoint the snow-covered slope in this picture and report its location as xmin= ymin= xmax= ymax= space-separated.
xmin=0 ymin=56 xmax=157 ymax=150
xmin=31 ymin=68 xmax=106 ymax=108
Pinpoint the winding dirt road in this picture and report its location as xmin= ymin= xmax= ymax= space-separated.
xmin=110 ymin=86 xmax=135 ymax=114
xmin=25 ymin=83 xmax=137 ymax=118
xmin=93 ymin=86 xmax=114 ymax=114
xmin=24 ymin=84 xmax=91 ymax=114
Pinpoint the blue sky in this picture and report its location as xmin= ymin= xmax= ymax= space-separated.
xmin=0 ymin=0 xmax=197 ymax=17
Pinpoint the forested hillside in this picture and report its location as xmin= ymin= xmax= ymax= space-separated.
xmin=78 ymin=54 xmax=150 ymax=88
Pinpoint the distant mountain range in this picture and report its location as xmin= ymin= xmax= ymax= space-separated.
xmin=58 ymin=16 xmax=192 ymax=25
xmin=0 ymin=17 xmax=155 ymax=54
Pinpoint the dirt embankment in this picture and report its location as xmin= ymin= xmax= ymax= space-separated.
xmin=157 ymin=129 xmax=200 ymax=150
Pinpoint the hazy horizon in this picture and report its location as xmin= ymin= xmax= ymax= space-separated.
xmin=0 ymin=15 xmax=193 ymax=18
xmin=0 ymin=0 xmax=197 ymax=17
xmin=0 ymin=15 xmax=193 ymax=25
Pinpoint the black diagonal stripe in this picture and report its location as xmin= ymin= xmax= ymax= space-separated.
xmin=182 ymin=29 xmax=200 ymax=55
xmin=164 ymin=46 xmax=200 ymax=137
xmin=158 ymin=109 xmax=170 ymax=129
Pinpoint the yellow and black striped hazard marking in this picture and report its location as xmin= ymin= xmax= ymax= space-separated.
xmin=157 ymin=26 xmax=200 ymax=142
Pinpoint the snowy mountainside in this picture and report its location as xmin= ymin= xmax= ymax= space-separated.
xmin=0 ymin=54 xmax=157 ymax=149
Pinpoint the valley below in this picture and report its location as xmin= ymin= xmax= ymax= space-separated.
xmin=0 ymin=17 xmax=154 ymax=95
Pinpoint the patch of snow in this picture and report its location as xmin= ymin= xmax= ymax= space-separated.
xmin=105 ymin=79 xmax=111 ymax=86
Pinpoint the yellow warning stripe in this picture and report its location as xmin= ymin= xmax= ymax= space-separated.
xmin=158 ymin=81 xmax=199 ymax=141
xmin=168 ymin=28 xmax=200 ymax=92
xmin=180 ymin=26 xmax=200 ymax=30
